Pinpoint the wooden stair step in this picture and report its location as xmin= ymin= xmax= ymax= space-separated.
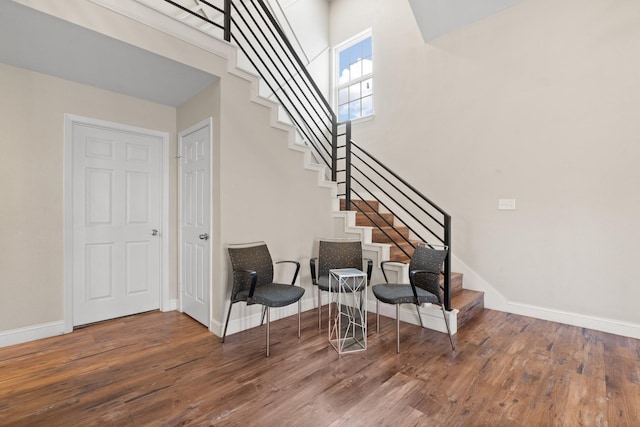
xmin=372 ymin=226 xmax=410 ymax=243
xmin=451 ymin=289 xmax=485 ymax=328
xmin=389 ymin=241 xmax=419 ymax=263
xmin=441 ymin=272 xmax=464 ymax=297
xmin=356 ymin=212 xmax=394 ymax=227
xmin=340 ymin=199 xmax=378 ymax=212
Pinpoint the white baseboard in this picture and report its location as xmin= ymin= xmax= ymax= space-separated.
xmin=0 ymin=321 xmax=65 ymax=348
xmin=452 ymin=255 xmax=640 ymax=340
xmin=498 ymin=301 xmax=640 ymax=340
xmin=214 ymin=295 xmax=318 ymax=339
xmin=374 ymin=300 xmax=458 ymax=335
xmin=163 ymin=299 xmax=178 ymax=312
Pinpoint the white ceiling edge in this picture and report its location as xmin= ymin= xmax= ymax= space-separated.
xmin=0 ymin=1 xmax=219 ymax=107
xmin=408 ymin=0 xmax=524 ymax=42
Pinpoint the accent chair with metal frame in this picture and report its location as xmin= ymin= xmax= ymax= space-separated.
xmin=309 ymin=239 xmax=372 ymax=330
xmin=223 ymin=241 xmax=303 ymax=357
xmin=372 ymin=243 xmax=455 ymax=353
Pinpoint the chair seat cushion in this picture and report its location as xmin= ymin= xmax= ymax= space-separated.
xmin=372 ymin=283 xmax=439 ymax=305
xmin=238 ymin=283 xmax=305 ymax=307
xmin=317 ymin=276 xmax=336 ymax=292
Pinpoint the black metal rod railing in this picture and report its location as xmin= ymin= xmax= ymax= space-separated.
xmin=163 ymin=0 xmax=452 ymax=310
xmin=228 ymin=5 xmax=331 ymax=155
xmin=336 ymin=132 xmax=452 ymax=309
xmin=254 ymin=1 xmax=334 ymax=123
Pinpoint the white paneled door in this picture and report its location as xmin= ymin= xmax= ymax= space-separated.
xmin=72 ymin=123 xmax=162 ymax=326
xmin=179 ymin=120 xmax=211 ymax=327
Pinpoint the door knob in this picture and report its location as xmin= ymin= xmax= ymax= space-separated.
xmin=151 ymin=229 xmax=159 ymax=236
xmin=199 ymin=233 xmax=209 ymax=240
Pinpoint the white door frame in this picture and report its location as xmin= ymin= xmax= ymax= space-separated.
xmin=178 ymin=117 xmax=213 ymax=330
xmin=63 ymin=114 xmax=170 ymax=333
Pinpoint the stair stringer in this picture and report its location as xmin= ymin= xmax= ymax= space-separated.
xmin=223 ymin=47 xmax=338 ymax=195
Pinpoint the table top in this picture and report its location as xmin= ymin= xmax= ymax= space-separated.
xmin=329 ymin=268 xmax=365 ymax=278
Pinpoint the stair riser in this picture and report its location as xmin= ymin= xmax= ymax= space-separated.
xmin=390 ymin=246 xmax=413 ymax=263
xmin=456 ymin=297 xmax=485 ymax=328
xmin=340 ymin=199 xmax=379 ymax=212
xmin=372 ymin=228 xmax=410 ymax=243
xmin=448 ymin=273 xmax=463 ymax=296
xmin=356 ymin=213 xmax=394 ymax=227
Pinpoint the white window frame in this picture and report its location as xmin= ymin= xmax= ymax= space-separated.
xmin=333 ymin=29 xmax=374 ymax=123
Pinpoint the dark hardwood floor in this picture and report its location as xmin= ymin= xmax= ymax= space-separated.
xmin=1 ymin=308 xmax=639 ymax=426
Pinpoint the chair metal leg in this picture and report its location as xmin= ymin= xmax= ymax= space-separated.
xmin=221 ymin=302 xmax=234 ymax=343
xmin=266 ymin=306 xmax=270 ymax=357
xmin=260 ymin=306 xmax=267 ymax=326
xmin=416 ymin=304 xmax=424 ymax=328
xmin=318 ymin=287 xmax=322 ymax=330
xmin=441 ymin=304 xmax=455 ymax=351
xmin=298 ymin=300 xmax=301 ymax=338
xmin=376 ymin=299 xmax=380 ymax=334
xmin=396 ymin=304 xmax=401 ymax=353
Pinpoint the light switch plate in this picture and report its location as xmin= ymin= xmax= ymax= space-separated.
xmin=498 ymin=199 xmax=516 ymax=210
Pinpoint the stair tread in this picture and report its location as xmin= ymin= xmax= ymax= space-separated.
xmin=452 ymin=289 xmax=484 ymax=308
xmin=340 ymin=199 xmax=378 ymax=212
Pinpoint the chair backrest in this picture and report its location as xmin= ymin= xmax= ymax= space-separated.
xmin=409 ymin=244 xmax=448 ymax=296
xmin=317 ymin=240 xmax=363 ymax=276
xmin=227 ymin=242 xmax=274 ymax=302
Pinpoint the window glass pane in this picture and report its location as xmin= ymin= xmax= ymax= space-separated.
xmin=349 ymin=100 xmax=361 ymax=119
xmin=361 ymin=95 xmax=373 ymax=117
xmin=350 ymin=60 xmax=362 ymax=80
xmin=361 ymin=37 xmax=372 ymax=59
xmin=336 ymin=34 xmax=373 ymax=120
xmin=362 ymin=57 xmax=372 ymax=76
xmin=339 ymin=49 xmax=349 ymax=70
xmin=338 ymin=49 xmax=350 ymax=84
xmin=348 ymin=44 xmax=361 ymax=69
xmin=349 ymin=83 xmax=361 ymax=102
xmin=338 ymin=67 xmax=350 ymax=85
xmin=338 ymin=87 xmax=349 ymax=105
xmin=362 ymin=78 xmax=372 ymax=97
xmin=339 ymin=104 xmax=349 ymax=122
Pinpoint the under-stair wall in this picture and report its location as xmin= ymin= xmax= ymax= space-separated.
xmin=5 ymin=0 xmax=343 ymax=343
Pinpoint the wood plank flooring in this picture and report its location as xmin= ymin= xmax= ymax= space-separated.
xmin=1 ymin=308 xmax=639 ymax=426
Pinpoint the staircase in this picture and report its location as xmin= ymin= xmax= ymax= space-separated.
xmin=342 ymin=199 xmax=484 ymax=328
xmin=153 ymin=0 xmax=482 ymax=328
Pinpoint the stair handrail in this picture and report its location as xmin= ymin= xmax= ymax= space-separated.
xmin=162 ymin=0 xmax=452 ymax=310
xmin=338 ymin=121 xmax=452 ymax=309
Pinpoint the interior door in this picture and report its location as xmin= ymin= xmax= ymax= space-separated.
xmin=72 ymin=123 xmax=162 ymax=326
xmin=179 ymin=120 xmax=211 ymax=327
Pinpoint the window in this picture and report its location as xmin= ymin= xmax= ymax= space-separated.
xmin=335 ymin=31 xmax=373 ymax=122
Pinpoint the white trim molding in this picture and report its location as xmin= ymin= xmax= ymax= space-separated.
xmin=0 ymin=321 xmax=65 ymax=348
xmin=63 ymin=114 xmax=170 ymax=333
xmin=453 ymin=255 xmax=640 ymax=340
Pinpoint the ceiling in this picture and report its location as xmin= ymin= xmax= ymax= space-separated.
xmin=0 ymin=1 xmax=218 ymax=107
xmin=408 ymin=0 xmax=524 ymax=42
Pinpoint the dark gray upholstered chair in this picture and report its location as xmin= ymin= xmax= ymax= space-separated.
xmin=372 ymin=243 xmax=455 ymax=353
xmin=309 ymin=239 xmax=373 ymax=330
xmin=223 ymin=242 xmax=303 ymax=357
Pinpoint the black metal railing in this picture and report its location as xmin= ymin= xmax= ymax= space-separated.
xmin=336 ymin=121 xmax=452 ymax=308
xmin=163 ymin=0 xmax=452 ymax=310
